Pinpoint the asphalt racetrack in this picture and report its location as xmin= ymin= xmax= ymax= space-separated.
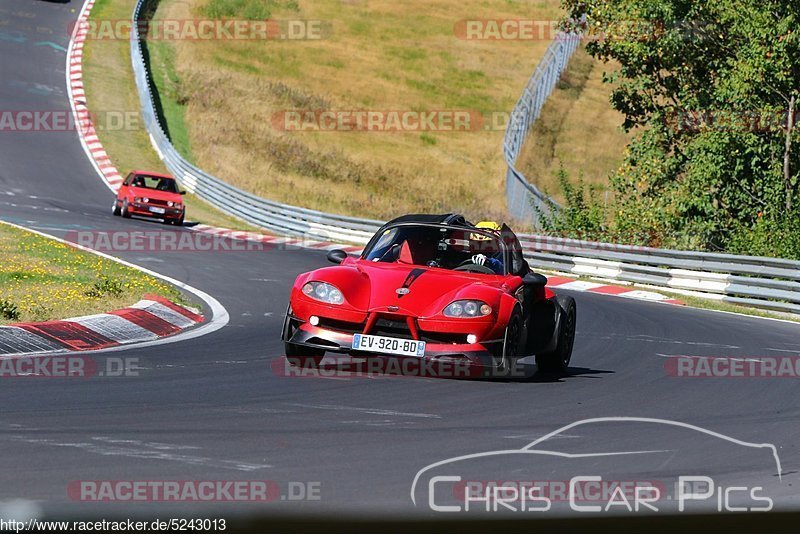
xmin=1 ymin=0 xmax=799 ymax=519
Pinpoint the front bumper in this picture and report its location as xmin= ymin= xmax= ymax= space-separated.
xmin=285 ymin=321 xmax=498 ymax=372
xmin=127 ymin=202 xmax=184 ymax=219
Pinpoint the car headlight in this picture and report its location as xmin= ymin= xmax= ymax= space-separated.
xmin=443 ymin=300 xmax=492 ymax=317
xmin=142 ymin=197 xmax=149 ymax=203
xmin=302 ymin=282 xmax=344 ymax=305
xmin=167 ymin=201 xmax=174 ymax=207
xmin=134 ymin=197 xmax=141 ymax=203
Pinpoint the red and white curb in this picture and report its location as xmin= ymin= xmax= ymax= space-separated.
xmin=547 ymin=276 xmax=684 ymax=306
xmin=0 ymin=295 xmax=203 ymax=357
xmin=191 ymin=224 xmax=365 ymax=255
xmin=67 ymin=0 xmax=123 ymax=193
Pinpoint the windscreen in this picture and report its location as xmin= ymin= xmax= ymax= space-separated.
xmin=131 ymin=175 xmax=179 ymax=193
xmin=364 ymin=225 xmax=505 ymax=274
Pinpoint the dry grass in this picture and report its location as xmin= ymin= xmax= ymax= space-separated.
xmin=82 ymin=0 xmax=260 ymax=231
xmin=153 ymin=0 xmax=563 ymax=222
xmin=516 ymin=46 xmax=631 ymax=204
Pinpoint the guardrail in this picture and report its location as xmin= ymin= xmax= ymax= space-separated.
xmin=520 ymin=235 xmax=800 ymax=314
xmin=503 ymin=33 xmax=580 ymax=228
xmin=129 ymin=0 xmax=800 ymax=316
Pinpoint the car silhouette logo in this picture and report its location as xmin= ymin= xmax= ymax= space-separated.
xmin=396 ymin=288 xmax=410 ymax=295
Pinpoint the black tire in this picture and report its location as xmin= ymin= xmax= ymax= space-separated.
xmin=285 ymin=343 xmax=325 ymax=368
xmin=282 ymin=308 xmax=324 ymax=368
xmin=172 ymin=215 xmax=184 ymax=227
xmin=112 ymin=201 xmax=121 ymax=216
xmin=491 ymin=307 xmax=523 ymax=378
xmin=536 ymin=295 xmax=576 ymax=373
xmin=121 ymin=199 xmax=132 ymax=218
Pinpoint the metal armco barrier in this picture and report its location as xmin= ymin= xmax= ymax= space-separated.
xmin=503 ymin=33 xmax=580 ymax=229
xmin=130 ymin=0 xmax=800 ymax=316
xmin=520 ymin=235 xmax=800 ymax=314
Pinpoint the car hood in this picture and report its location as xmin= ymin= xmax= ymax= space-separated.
xmin=305 ymin=260 xmax=505 ymax=317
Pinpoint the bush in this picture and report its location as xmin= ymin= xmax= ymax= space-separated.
xmin=0 ymin=299 xmax=20 ymax=321
xmin=85 ymin=277 xmax=124 ymax=299
xmin=727 ymin=213 xmax=800 ymax=259
xmin=535 ymin=167 xmax=610 ymax=241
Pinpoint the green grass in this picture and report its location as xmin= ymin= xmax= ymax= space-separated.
xmin=201 ymin=0 xmax=299 ymax=19
xmin=146 ymin=39 xmax=195 ymax=161
xmin=0 ymin=222 xmax=191 ymax=324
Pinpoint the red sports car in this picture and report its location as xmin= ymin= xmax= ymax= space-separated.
xmin=112 ymin=171 xmax=186 ymax=225
xmin=282 ymin=214 xmax=576 ymax=377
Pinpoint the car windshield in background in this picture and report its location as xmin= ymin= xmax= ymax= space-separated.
xmin=364 ymin=225 xmax=505 ymax=274
xmin=132 ymin=175 xmax=179 ymax=193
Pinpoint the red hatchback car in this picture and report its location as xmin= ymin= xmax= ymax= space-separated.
xmin=112 ymin=171 xmax=186 ymax=225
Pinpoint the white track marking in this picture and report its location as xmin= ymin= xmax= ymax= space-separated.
xmin=290 ymin=403 xmax=440 ymax=419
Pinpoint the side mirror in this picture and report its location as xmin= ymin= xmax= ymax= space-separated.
xmin=327 ymin=249 xmax=348 ymax=265
xmin=522 ymin=272 xmax=548 ymax=288
xmin=179 ymin=191 xmax=187 ymax=195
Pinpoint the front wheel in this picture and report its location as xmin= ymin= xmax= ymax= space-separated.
xmin=285 ymin=343 xmax=325 ymax=368
xmin=121 ymin=199 xmax=132 ymax=218
xmin=536 ymin=295 xmax=576 ymax=373
xmin=112 ymin=200 xmax=121 ymax=216
xmin=490 ymin=308 xmax=523 ymax=378
xmin=283 ymin=308 xmax=325 ymax=368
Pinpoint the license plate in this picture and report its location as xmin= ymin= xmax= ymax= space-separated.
xmin=149 ymin=206 xmax=166 ymax=214
xmin=352 ymin=334 xmax=426 ymax=357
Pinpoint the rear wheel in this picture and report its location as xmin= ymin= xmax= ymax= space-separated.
xmin=536 ymin=295 xmax=576 ymax=373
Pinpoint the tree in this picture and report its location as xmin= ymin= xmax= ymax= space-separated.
xmin=561 ymin=0 xmax=800 ymax=254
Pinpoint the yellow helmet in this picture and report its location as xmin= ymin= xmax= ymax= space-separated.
xmin=471 ymin=221 xmax=501 ymax=241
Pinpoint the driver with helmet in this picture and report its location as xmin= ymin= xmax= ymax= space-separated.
xmin=469 ymin=221 xmax=504 ymax=274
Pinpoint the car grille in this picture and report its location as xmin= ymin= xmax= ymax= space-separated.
xmin=318 ymin=315 xmax=469 ymax=345
xmin=316 ymin=317 xmax=365 ymax=334
xmin=146 ymin=198 xmax=170 ymax=206
xmin=419 ymin=332 xmax=469 ymax=344
xmin=371 ymin=317 xmax=414 ymax=340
